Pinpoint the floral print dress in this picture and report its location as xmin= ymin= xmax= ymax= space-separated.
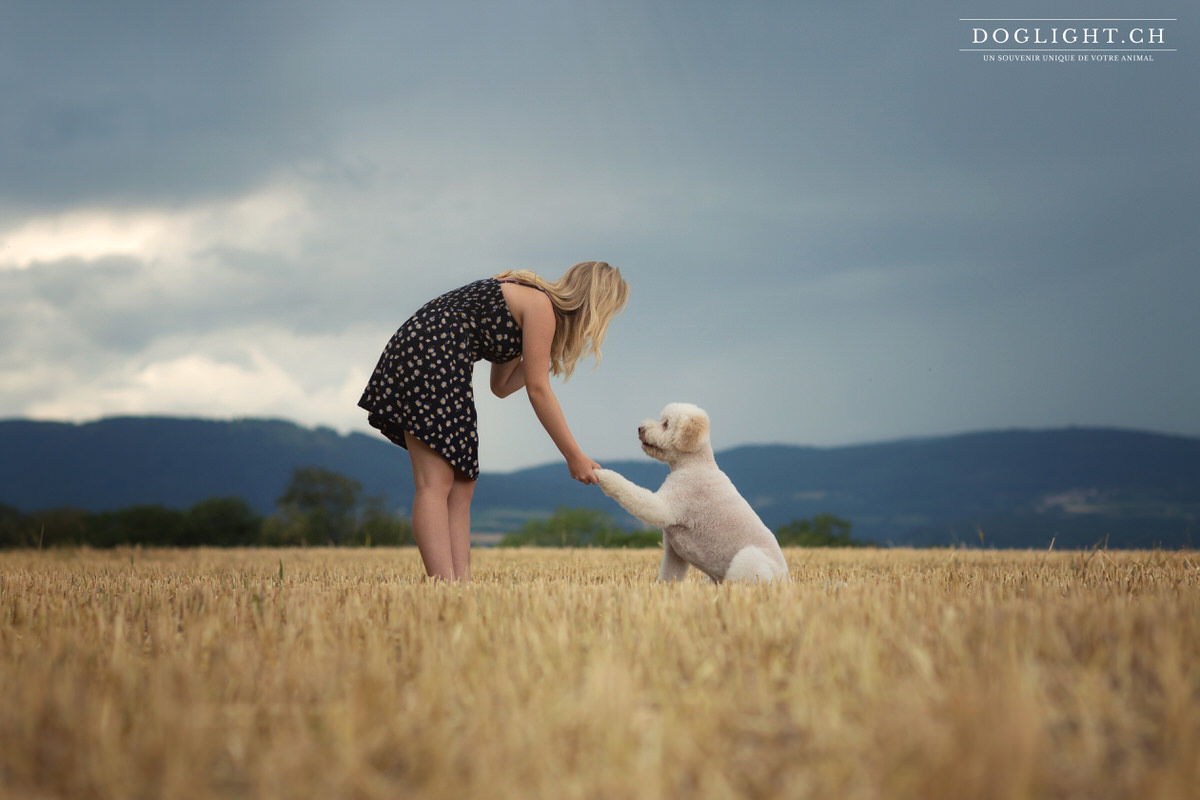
xmin=358 ymin=278 xmax=526 ymax=479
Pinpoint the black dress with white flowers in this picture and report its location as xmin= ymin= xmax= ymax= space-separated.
xmin=358 ymin=278 xmax=525 ymax=479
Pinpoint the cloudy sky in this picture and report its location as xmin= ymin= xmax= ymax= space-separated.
xmin=2 ymin=1 xmax=1197 ymax=473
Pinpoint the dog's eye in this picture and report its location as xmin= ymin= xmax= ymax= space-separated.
xmin=662 ymin=420 xmax=669 ymax=429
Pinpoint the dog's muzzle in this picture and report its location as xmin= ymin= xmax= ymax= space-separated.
xmin=638 ymin=426 xmax=662 ymax=452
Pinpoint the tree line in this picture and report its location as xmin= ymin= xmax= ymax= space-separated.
xmin=1 ymin=466 xmax=869 ymax=549
xmin=496 ymin=508 xmax=870 ymax=548
xmin=0 ymin=467 xmax=413 ymax=549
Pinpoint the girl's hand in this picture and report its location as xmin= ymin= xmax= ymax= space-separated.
xmin=569 ymin=453 xmax=602 ymax=485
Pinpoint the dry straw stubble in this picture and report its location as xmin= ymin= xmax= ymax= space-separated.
xmin=1 ymin=546 xmax=1198 ymax=799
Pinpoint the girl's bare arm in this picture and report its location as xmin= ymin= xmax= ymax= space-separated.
xmin=515 ymin=291 xmax=600 ymax=484
xmin=490 ymin=357 xmax=524 ymax=398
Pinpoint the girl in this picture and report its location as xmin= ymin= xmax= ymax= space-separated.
xmin=358 ymin=261 xmax=630 ymax=581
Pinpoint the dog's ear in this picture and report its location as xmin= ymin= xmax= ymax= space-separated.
xmin=674 ymin=412 xmax=710 ymax=452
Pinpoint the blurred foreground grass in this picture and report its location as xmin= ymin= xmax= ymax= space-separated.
xmin=2 ymin=547 xmax=1198 ymax=799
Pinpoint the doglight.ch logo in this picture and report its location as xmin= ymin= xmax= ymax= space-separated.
xmin=959 ymin=18 xmax=1178 ymax=63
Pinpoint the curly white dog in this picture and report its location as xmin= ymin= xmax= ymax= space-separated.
xmin=595 ymin=403 xmax=790 ymax=583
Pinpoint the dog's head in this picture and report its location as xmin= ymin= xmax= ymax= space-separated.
xmin=638 ymin=403 xmax=712 ymax=463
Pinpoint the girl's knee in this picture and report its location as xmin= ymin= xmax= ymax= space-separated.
xmin=448 ymin=480 xmax=475 ymax=508
xmin=413 ymin=480 xmax=455 ymax=501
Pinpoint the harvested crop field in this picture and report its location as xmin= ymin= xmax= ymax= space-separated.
xmin=2 ymin=547 xmax=1198 ymax=799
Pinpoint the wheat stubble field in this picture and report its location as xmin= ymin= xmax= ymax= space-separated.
xmin=1 ymin=547 xmax=1198 ymax=800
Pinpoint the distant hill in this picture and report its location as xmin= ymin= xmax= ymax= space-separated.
xmin=2 ymin=417 xmax=1197 ymax=548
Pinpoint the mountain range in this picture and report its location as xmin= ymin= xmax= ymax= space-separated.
xmin=2 ymin=417 xmax=1198 ymax=549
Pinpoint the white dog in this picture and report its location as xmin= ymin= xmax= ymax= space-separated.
xmin=595 ymin=403 xmax=790 ymax=583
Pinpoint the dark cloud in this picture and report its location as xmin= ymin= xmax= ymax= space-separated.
xmin=2 ymin=1 xmax=1197 ymax=463
xmin=2 ymin=2 xmax=340 ymax=206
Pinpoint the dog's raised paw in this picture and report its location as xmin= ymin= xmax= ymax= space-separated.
xmin=593 ymin=469 xmax=618 ymax=496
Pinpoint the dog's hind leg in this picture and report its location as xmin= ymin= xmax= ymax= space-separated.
xmin=724 ymin=546 xmax=789 ymax=583
xmin=657 ymin=540 xmax=690 ymax=583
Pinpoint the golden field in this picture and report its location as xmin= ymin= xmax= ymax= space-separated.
xmin=2 ymin=546 xmax=1198 ymax=800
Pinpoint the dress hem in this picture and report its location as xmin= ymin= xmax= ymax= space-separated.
xmin=363 ymin=408 xmax=480 ymax=480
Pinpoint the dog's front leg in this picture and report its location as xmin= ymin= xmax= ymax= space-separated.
xmin=594 ymin=469 xmax=675 ymax=528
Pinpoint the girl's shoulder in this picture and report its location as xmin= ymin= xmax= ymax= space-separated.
xmin=498 ymin=279 xmax=555 ymax=332
xmin=495 ymin=277 xmax=547 ymax=294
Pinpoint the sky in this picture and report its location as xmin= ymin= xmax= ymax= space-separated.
xmin=2 ymin=1 xmax=1197 ymax=473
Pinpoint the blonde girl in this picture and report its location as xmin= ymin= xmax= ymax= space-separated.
xmin=358 ymin=261 xmax=629 ymax=581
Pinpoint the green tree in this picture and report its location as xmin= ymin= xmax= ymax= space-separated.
xmin=775 ymin=514 xmax=869 ymax=547
xmin=270 ymin=467 xmax=363 ymax=545
xmin=85 ymin=505 xmax=188 ymax=547
xmin=593 ymin=527 xmax=662 ymax=549
xmin=259 ymin=511 xmax=308 ymax=546
xmin=499 ymin=507 xmax=610 ymax=547
xmin=344 ymin=495 xmax=414 ymax=547
xmin=498 ymin=507 xmax=660 ymax=548
xmin=23 ymin=508 xmax=92 ymax=548
xmin=184 ymin=497 xmax=262 ymax=547
xmin=0 ymin=503 xmax=25 ymax=548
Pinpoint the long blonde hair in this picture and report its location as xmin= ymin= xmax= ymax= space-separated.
xmin=494 ymin=261 xmax=630 ymax=379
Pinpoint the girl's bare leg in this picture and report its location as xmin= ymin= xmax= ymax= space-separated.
xmin=405 ymin=432 xmax=459 ymax=581
xmin=448 ymin=476 xmax=475 ymax=581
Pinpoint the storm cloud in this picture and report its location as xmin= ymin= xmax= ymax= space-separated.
xmin=2 ymin=1 xmax=1196 ymax=472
